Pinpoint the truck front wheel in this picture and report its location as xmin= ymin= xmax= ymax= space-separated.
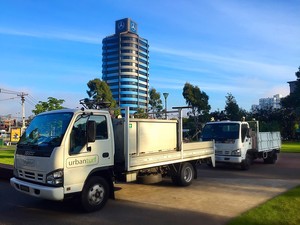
xmin=172 ymin=162 xmax=194 ymax=186
xmin=241 ymin=153 xmax=252 ymax=170
xmin=81 ymin=176 xmax=109 ymax=212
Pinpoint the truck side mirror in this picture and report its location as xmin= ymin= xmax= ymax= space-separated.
xmin=87 ymin=120 xmax=96 ymax=142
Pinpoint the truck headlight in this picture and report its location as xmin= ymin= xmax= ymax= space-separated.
xmin=46 ymin=169 xmax=64 ymax=186
xmin=231 ymin=149 xmax=241 ymax=156
xmin=13 ymin=168 xmax=19 ymax=178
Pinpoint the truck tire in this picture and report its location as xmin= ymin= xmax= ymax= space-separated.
xmin=173 ymin=162 xmax=194 ymax=186
xmin=264 ymin=151 xmax=277 ymax=164
xmin=241 ymin=153 xmax=251 ymax=170
xmin=81 ymin=176 xmax=109 ymax=212
xmin=137 ymin=173 xmax=162 ymax=184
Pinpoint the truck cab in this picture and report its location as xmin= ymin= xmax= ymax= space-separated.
xmin=10 ymin=108 xmax=115 ymax=211
xmin=202 ymin=120 xmax=281 ymax=170
xmin=202 ymin=121 xmax=251 ymax=168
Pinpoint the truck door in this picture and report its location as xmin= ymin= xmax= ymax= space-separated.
xmin=69 ymin=114 xmax=113 ymax=166
xmin=88 ymin=115 xmax=114 ymax=167
xmin=241 ymin=123 xmax=251 ymax=150
xmin=64 ymin=114 xmax=114 ymax=191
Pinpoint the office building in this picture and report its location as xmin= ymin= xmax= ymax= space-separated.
xmin=102 ymin=18 xmax=149 ymax=114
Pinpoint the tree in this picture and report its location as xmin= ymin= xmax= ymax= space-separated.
xmin=134 ymin=108 xmax=148 ymax=119
xmin=182 ymin=82 xmax=211 ymax=140
xmin=32 ymin=97 xmax=65 ymax=115
xmin=85 ymin=78 xmax=117 ymax=110
xmin=251 ymin=108 xmax=282 ymax=132
xmin=224 ymin=93 xmax=241 ymax=121
xmin=149 ymin=88 xmax=163 ymax=118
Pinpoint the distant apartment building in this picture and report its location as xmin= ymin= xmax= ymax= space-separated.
xmin=251 ymin=94 xmax=282 ymax=111
xmin=102 ymin=18 xmax=150 ymax=114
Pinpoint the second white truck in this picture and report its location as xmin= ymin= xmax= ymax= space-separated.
xmin=201 ymin=120 xmax=281 ymax=170
xmin=10 ymin=106 xmax=215 ymax=212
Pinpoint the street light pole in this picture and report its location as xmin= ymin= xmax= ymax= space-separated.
xmin=163 ymin=92 xmax=169 ymax=119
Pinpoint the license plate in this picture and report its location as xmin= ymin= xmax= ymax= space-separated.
xmin=20 ymin=185 xmax=29 ymax=192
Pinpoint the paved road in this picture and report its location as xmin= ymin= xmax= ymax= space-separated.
xmin=1 ymin=153 xmax=299 ymax=225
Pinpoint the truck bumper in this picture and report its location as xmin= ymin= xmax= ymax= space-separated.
xmin=215 ymin=155 xmax=242 ymax=164
xmin=10 ymin=177 xmax=64 ymax=201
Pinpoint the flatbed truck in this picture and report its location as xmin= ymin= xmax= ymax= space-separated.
xmin=10 ymin=107 xmax=215 ymax=212
xmin=202 ymin=120 xmax=281 ymax=170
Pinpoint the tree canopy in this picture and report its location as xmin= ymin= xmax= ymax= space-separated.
xmin=224 ymin=93 xmax=241 ymax=121
xmin=84 ymin=78 xmax=117 ymax=110
xmin=134 ymin=108 xmax=148 ymax=118
xmin=183 ymin=82 xmax=211 ymax=116
xmin=149 ymin=88 xmax=163 ymax=118
xmin=32 ymin=97 xmax=65 ymax=115
xmin=182 ymin=82 xmax=211 ymax=139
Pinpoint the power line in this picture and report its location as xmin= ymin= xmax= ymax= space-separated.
xmin=27 ymin=94 xmax=38 ymax=103
xmin=0 ymin=97 xmax=19 ymax=101
xmin=0 ymin=88 xmax=22 ymax=95
xmin=25 ymin=96 xmax=36 ymax=107
xmin=26 ymin=94 xmax=38 ymax=106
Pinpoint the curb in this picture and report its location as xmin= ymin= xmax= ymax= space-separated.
xmin=0 ymin=163 xmax=13 ymax=180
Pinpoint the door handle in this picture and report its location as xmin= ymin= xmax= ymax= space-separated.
xmin=102 ymin=152 xmax=109 ymax=158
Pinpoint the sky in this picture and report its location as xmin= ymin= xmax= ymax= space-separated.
xmin=0 ymin=0 xmax=299 ymax=119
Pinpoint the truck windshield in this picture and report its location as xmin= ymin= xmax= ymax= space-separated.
xmin=202 ymin=123 xmax=239 ymax=142
xmin=17 ymin=112 xmax=73 ymax=157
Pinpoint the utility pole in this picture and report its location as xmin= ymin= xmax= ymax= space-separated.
xmin=17 ymin=92 xmax=28 ymax=130
xmin=0 ymin=88 xmax=28 ymax=131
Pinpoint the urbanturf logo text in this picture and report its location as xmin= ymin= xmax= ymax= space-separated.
xmin=67 ymin=155 xmax=99 ymax=168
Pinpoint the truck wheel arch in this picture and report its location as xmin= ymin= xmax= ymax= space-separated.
xmin=171 ymin=162 xmax=196 ymax=186
xmin=241 ymin=152 xmax=252 ymax=170
xmin=81 ymin=176 xmax=109 ymax=212
xmin=85 ymin=168 xmax=115 ymax=199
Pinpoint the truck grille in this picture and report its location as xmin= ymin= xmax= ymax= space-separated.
xmin=215 ymin=150 xmax=231 ymax=155
xmin=17 ymin=169 xmax=45 ymax=183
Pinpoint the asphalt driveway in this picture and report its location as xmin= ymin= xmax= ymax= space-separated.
xmin=0 ymin=153 xmax=299 ymax=225
xmin=114 ymin=153 xmax=300 ymax=224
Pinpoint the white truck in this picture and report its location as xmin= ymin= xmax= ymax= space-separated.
xmin=201 ymin=120 xmax=281 ymax=170
xmin=10 ymin=107 xmax=215 ymax=212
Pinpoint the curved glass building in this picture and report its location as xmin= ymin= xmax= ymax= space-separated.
xmin=102 ymin=18 xmax=149 ymax=115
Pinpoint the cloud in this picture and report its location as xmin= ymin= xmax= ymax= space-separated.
xmin=151 ymin=45 xmax=296 ymax=82
xmin=0 ymin=27 xmax=101 ymax=44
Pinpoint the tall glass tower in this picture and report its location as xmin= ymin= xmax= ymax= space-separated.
xmin=102 ymin=18 xmax=149 ymax=114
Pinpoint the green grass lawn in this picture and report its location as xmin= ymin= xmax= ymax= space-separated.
xmin=227 ymin=141 xmax=300 ymax=225
xmin=227 ymin=185 xmax=300 ymax=225
xmin=281 ymin=141 xmax=300 ymax=153
xmin=0 ymin=145 xmax=15 ymax=165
